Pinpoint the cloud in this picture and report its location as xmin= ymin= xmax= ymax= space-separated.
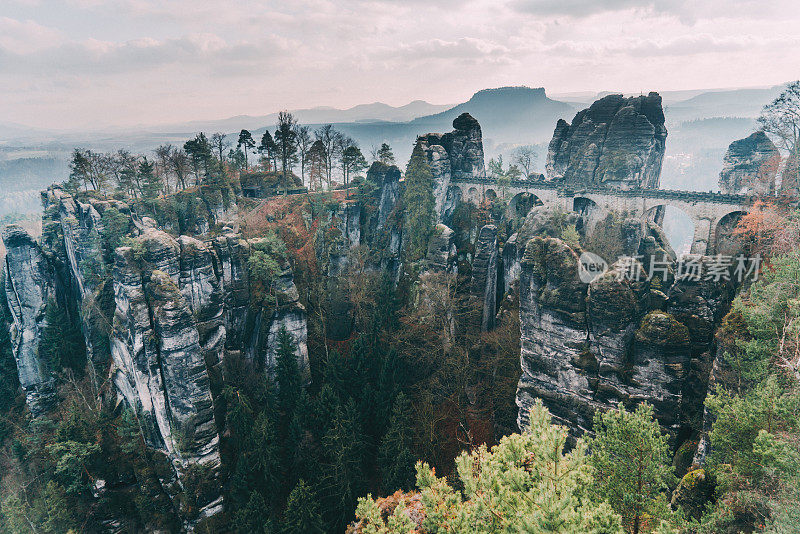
xmin=508 ymin=0 xmax=794 ymax=23
xmin=0 ymin=30 xmax=293 ymax=76
xmin=1 ymin=0 xmax=799 ymax=129
xmin=380 ymin=37 xmax=513 ymax=65
xmin=0 ymin=17 xmax=62 ymax=53
xmin=542 ymin=33 xmax=799 ymax=58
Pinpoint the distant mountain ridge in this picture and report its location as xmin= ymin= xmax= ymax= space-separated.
xmin=141 ymin=99 xmax=454 ymax=134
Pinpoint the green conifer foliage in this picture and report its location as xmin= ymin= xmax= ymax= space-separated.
xmin=282 ymin=479 xmax=325 ymax=534
xmin=39 ymin=299 xmax=87 ymax=376
xmin=378 ymin=393 xmax=415 ymax=493
xmin=402 ymin=141 xmax=435 ymax=261
xmin=276 ymin=327 xmax=302 ymax=425
xmin=588 ymin=402 xmax=675 ymax=534
xmin=356 ymin=399 xmax=623 ymax=533
xmin=231 ymin=491 xmax=273 ymax=534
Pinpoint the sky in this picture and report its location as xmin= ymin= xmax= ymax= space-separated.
xmin=1 ymin=0 xmax=799 ymax=130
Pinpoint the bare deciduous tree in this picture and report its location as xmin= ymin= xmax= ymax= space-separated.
xmin=511 ymin=145 xmax=537 ymax=178
xmin=759 ymin=81 xmax=800 ymax=193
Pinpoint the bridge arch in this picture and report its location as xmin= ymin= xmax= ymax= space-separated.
xmin=573 ymin=197 xmax=602 ymax=235
xmin=508 ymin=191 xmax=543 ymax=220
xmin=645 ymin=204 xmax=696 ymax=256
xmin=711 ymin=210 xmax=748 ymax=256
xmin=484 ymin=188 xmax=497 ymax=201
xmin=467 ymin=187 xmax=479 ymax=203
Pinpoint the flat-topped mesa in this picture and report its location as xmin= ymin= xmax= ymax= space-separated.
xmin=418 ymin=112 xmax=486 ymax=224
xmin=719 ymin=131 xmax=781 ymax=195
xmin=546 ymin=92 xmax=667 ymax=190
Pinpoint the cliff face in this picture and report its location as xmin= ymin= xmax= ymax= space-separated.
xmin=365 ymin=162 xmax=404 ymax=279
xmin=2 ymin=186 xmax=310 ymax=524
xmin=546 ymin=93 xmax=667 ymax=189
xmin=470 ymin=225 xmax=499 ymax=331
xmin=719 ymin=131 xmax=781 ymax=195
xmin=515 ymin=233 xmax=734 ymax=444
xmin=418 ymin=113 xmax=485 ymax=224
xmin=2 ymin=225 xmax=57 ymax=415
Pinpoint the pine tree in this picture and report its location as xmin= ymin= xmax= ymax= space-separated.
xmin=320 ymin=399 xmax=367 ymax=532
xmin=237 ymin=129 xmax=256 ymax=169
xmin=231 ymin=491 xmax=273 ymax=534
xmin=341 ymin=144 xmax=368 ymax=187
xmin=282 ymin=479 xmax=325 ymax=534
xmin=285 ymin=391 xmax=322 ymax=487
xmin=259 ymin=131 xmax=279 ymax=172
xmin=39 ymin=299 xmax=86 ymax=375
xmin=355 ymin=399 xmax=623 ymax=533
xmin=402 ymin=141 xmax=435 ymax=261
xmin=67 ymin=148 xmax=90 ymax=192
xmin=378 ymin=393 xmax=415 ymax=492
xmin=276 ymin=327 xmax=302 ymax=426
xmin=588 ymin=402 xmax=675 ymax=534
xmin=307 ymin=139 xmax=327 ymax=190
xmin=184 ymin=133 xmax=213 ymax=183
xmin=0 ymin=292 xmax=20 ymax=412
xmin=311 ymin=384 xmax=339 ymax=437
xmin=377 ymin=142 xmax=395 ymax=165
xmin=138 ymin=158 xmax=163 ymax=198
xmin=274 ymin=111 xmax=299 ymax=181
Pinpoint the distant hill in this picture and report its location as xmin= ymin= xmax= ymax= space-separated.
xmin=661 ymin=117 xmax=759 ymax=192
xmin=664 ymin=85 xmax=785 ymax=123
xmin=142 ymin=100 xmax=454 ymax=134
xmin=0 ymin=83 xmax=789 ymax=207
xmin=278 ymin=86 xmax=576 ymax=164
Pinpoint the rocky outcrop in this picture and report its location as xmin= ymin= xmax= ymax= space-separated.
xmin=324 ymin=201 xmax=361 ymax=277
xmin=2 ymin=225 xmax=57 ymax=415
xmin=41 ymin=187 xmax=132 ymax=364
xmin=2 ymin=181 xmax=312 ymax=525
xmin=515 ymin=233 xmax=733 ymax=444
xmin=502 ymin=206 xmax=580 ymax=295
xmin=367 ymin=162 xmax=402 ymax=232
xmin=546 ymin=93 xmax=667 ymax=189
xmin=470 ymin=225 xmax=499 ymax=331
xmin=425 ymin=224 xmax=457 ymax=274
xmin=245 ymin=246 xmax=310 ymax=379
xmin=418 ymin=113 xmax=485 ymax=224
xmin=110 ymin=230 xmax=223 ymax=520
xmin=719 ymin=131 xmax=781 ymax=195
xmin=364 ymin=162 xmax=404 ymax=279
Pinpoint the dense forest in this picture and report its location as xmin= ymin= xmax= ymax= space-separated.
xmin=0 ymin=84 xmax=799 ymax=534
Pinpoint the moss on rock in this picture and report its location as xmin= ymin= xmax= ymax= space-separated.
xmin=635 ymin=311 xmax=691 ymax=348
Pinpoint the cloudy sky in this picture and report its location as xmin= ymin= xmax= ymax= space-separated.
xmin=2 ymin=0 xmax=799 ymax=130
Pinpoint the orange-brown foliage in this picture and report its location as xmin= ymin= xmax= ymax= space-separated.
xmin=733 ymin=199 xmax=800 ymax=257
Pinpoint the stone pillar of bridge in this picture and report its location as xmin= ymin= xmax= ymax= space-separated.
xmin=690 ymin=217 xmax=712 ymax=255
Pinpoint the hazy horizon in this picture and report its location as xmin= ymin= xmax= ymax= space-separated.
xmin=2 ymin=0 xmax=799 ymax=131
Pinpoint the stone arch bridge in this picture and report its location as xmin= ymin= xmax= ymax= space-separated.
xmin=451 ymin=177 xmax=754 ymax=254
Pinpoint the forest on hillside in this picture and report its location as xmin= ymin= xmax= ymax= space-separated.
xmin=0 ymin=84 xmax=799 ymax=534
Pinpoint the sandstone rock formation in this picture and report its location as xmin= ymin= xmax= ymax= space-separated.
xmin=719 ymin=131 xmax=781 ymax=195
xmin=425 ymin=224 xmax=457 ymax=274
xmin=2 ymin=225 xmax=57 ymax=415
xmin=364 ymin=161 xmax=404 ymax=278
xmin=2 ymin=185 xmax=310 ymax=525
xmin=470 ymin=225 xmax=499 ymax=331
xmin=418 ymin=113 xmax=485 ymax=224
xmin=515 ymin=235 xmax=733 ymax=445
xmin=110 ymin=230 xmax=223 ymax=520
xmin=546 ymin=93 xmax=667 ymax=189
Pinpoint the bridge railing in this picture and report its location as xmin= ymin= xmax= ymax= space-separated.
xmin=449 ymin=177 xmax=752 ymax=205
